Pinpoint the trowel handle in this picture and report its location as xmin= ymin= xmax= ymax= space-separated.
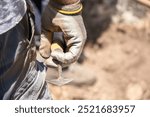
xmin=51 ymin=42 xmax=63 ymax=51
xmin=51 ymin=32 xmax=65 ymax=52
xmin=51 ymin=43 xmax=63 ymax=79
xmin=51 ymin=32 xmax=64 ymax=73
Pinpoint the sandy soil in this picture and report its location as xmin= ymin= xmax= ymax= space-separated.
xmin=47 ymin=17 xmax=150 ymax=100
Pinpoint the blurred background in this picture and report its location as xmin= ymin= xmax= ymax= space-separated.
xmin=44 ymin=0 xmax=150 ymax=100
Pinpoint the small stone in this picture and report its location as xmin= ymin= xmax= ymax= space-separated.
xmin=126 ymin=82 xmax=145 ymax=100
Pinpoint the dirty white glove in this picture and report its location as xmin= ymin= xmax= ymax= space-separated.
xmin=39 ymin=0 xmax=87 ymax=67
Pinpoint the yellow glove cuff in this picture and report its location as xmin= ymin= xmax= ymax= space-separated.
xmin=49 ymin=0 xmax=83 ymax=15
xmin=54 ymin=4 xmax=83 ymax=15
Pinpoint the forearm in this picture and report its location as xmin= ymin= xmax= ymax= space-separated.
xmin=52 ymin=0 xmax=79 ymax=5
xmin=49 ymin=0 xmax=82 ymax=14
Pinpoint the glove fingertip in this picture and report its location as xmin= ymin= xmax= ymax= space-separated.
xmin=45 ymin=58 xmax=58 ymax=68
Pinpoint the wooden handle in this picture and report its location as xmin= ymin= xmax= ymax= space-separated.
xmin=51 ymin=42 xmax=63 ymax=51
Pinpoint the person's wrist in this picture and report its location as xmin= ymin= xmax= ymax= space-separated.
xmin=52 ymin=0 xmax=79 ymax=5
xmin=49 ymin=0 xmax=83 ymax=15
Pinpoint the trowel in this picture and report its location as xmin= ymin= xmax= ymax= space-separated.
xmin=46 ymin=32 xmax=73 ymax=86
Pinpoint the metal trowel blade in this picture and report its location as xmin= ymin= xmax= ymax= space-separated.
xmin=46 ymin=77 xmax=73 ymax=86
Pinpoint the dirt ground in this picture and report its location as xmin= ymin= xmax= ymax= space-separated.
xmin=47 ymin=14 xmax=150 ymax=100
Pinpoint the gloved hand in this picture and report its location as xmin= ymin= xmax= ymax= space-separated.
xmin=39 ymin=0 xmax=87 ymax=67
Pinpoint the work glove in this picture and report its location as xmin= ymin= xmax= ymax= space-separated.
xmin=39 ymin=0 xmax=87 ymax=67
